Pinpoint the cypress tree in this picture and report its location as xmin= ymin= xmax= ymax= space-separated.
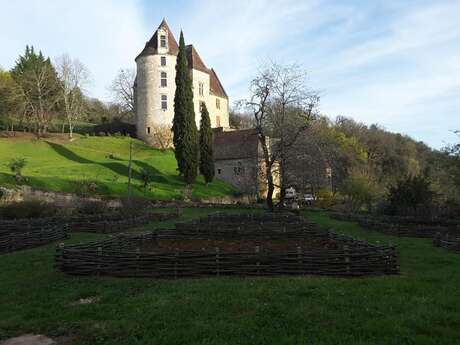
xmin=199 ymin=103 xmax=215 ymax=184
xmin=172 ymin=31 xmax=198 ymax=184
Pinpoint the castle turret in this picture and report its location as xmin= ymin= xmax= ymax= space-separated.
xmin=135 ymin=19 xmax=230 ymax=146
xmin=135 ymin=19 xmax=179 ymax=144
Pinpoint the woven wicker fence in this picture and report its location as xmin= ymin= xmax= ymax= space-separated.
xmin=433 ymin=233 xmax=460 ymax=252
xmin=330 ymin=212 xmax=453 ymax=238
xmin=56 ymin=213 xmax=398 ymax=279
xmin=1 ymin=224 xmax=70 ymax=254
xmin=0 ymin=210 xmax=179 ymax=234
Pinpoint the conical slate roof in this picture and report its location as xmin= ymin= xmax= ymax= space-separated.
xmin=135 ymin=19 xmax=179 ymax=60
xmin=135 ymin=19 xmax=228 ymax=99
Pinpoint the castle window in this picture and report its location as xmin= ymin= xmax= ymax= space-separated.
xmin=161 ymin=56 xmax=166 ymax=66
xmin=160 ymin=35 xmax=167 ymax=48
xmin=199 ymin=82 xmax=204 ymax=96
xmin=161 ymin=95 xmax=167 ymax=110
xmin=217 ymin=169 xmax=222 ymax=175
xmin=216 ymin=98 xmax=220 ymax=109
xmin=161 ymin=72 xmax=167 ymax=87
xmin=147 ymin=127 xmax=151 ymax=134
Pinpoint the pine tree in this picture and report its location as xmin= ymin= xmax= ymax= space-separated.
xmin=199 ymin=103 xmax=215 ymax=184
xmin=172 ymin=31 xmax=198 ymax=184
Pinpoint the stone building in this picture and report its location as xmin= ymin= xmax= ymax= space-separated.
xmin=134 ymin=19 xmax=229 ymax=145
xmin=213 ymin=128 xmax=280 ymax=198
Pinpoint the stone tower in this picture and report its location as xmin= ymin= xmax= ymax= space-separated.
xmin=134 ymin=19 xmax=230 ymax=146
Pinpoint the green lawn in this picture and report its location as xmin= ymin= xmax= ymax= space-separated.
xmin=0 ymin=134 xmax=235 ymax=200
xmin=1 ymin=209 xmax=459 ymax=344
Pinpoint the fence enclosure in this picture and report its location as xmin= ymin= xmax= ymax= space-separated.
xmin=56 ymin=213 xmax=399 ymax=279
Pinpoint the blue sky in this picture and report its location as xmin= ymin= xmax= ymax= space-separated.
xmin=0 ymin=0 xmax=459 ymax=148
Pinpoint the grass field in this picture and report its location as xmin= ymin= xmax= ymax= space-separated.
xmin=1 ymin=209 xmax=459 ymax=345
xmin=0 ymin=133 xmax=235 ymax=200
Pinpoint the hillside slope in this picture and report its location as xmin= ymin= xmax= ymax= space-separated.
xmin=0 ymin=133 xmax=235 ymax=200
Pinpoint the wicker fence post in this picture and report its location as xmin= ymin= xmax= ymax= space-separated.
xmin=215 ymin=247 xmax=220 ymax=277
xmin=136 ymin=248 xmax=140 ymax=277
xmin=297 ymin=246 xmax=302 ymax=274
xmin=174 ymin=250 xmax=179 ymax=279
xmin=255 ymin=246 xmax=260 ymax=276
xmin=97 ymin=246 xmax=102 ymax=276
xmin=344 ymin=245 xmax=350 ymax=275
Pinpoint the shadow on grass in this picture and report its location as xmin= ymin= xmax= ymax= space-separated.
xmin=46 ymin=141 xmax=93 ymax=164
xmin=46 ymin=141 xmax=172 ymax=185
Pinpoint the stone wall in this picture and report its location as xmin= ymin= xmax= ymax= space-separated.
xmin=214 ymin=157 xmax=260 ymax=195
xmin=0 ymin=186 xmax=121 ymax=209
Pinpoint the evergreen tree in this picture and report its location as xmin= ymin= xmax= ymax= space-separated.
xmin=172 ymin=31 xmax=198 ymax=184
xmin=11 ymin=46 xmax=60 ymax=137
xmin=199 ymin=103 xmax=214 ymax=184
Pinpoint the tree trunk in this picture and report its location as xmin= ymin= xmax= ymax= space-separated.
xmin=259 ymin=134 xmax=275 ymax=211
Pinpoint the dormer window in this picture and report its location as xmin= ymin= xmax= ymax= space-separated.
xmin=160 ymin=35 xmax=167 ymax=48
xmin=161 ymin=72 xmax=167 ymax=87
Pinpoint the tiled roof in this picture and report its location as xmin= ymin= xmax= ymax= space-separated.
xmin=185 ymin=45 xmax=208 ymax=73
xmin=209 ymin=68 xmax=228 ymax=99
xmin=135 ymin=19 xmax=179 ymax=61
xmin=213 ymin=129 xmax=260 ymax=160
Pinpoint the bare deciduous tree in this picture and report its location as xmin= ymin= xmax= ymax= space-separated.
xmin=151 ymin=124 xmax=174 ymax=150
xmin=109 ymin=68 xmax=136 ymax=120
xmin=55 ymin=54 xmax=91 ymax=139
xmin=242 ymin=62 xmax=319 ymax=210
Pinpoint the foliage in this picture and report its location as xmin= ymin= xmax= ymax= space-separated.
xmin=386 ymin=174 xmax=435 ymax=216
xmin=0 ymin=200 xmax=58 ymax=219
xmin=76 ymin=200 xmax=108 ymax=215
xmin=0 ymin=69 xmax=24 ymax=130
xmin=172 ymin=31 xmax=198 ymax=184
xmin=7 ymin=157 xmax=27 ymax=180
xmin=315 ymin=189 xmax=336 ymax=209
xmin=199 ymin=103 xmax=214 ymax=184
xmin=339 ymin=173 xmax=380 ymax=212
xmin=139 ymin=167 xmax=154 ymax=192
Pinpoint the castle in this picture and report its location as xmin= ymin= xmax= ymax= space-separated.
xmin=134 ymin=19 xmax=230 ymax=145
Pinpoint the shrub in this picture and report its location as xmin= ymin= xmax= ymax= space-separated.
xmin=139 ymin=167 xmax=154 ymax=192
xmin=315 ymin=189 xmax=336 ymax=209
xmin=0 ymin=201 xmax=58 ymax=219
xmin=119 ymin=197 xmax=151 ymax=215
xmin=385 ymin=174 xmax=434 ymax=216
xmin=7 ymin=157 xmax=27 ymax=182
xmin=340 ymin=174 xmax=380 ymax=212
xmin=76 ymin=200 xmax=108 ymax=215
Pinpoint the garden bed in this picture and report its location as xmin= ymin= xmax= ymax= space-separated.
xmin=56 ymin=213 xmax=398 ymax=278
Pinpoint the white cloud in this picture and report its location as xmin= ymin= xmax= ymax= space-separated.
xmin=1 ymin=0 xmax=458 ymax=148
xmin=0 ymin=0 xmax=145 ymax=101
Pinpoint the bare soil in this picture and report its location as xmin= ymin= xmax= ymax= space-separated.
xmin=139 ymin=237 xmax=340 ymax=253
